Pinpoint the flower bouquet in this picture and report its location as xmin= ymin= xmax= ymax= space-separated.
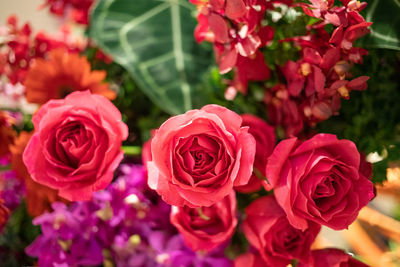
xmin=0 ymin=0 xmax=400 ymax=266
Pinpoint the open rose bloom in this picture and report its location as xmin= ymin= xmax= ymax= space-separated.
xmin=23 ymin=91 xmax=128 ymax=201
xmin=266 ymin=133 xmax=375 ymax=230
xmin=147 ymin=104 xmax=256 ymax=207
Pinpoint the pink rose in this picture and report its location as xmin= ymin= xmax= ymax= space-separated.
xmin=23 ymin=91 xmax=128 ymax=201
xmin=243 ymin=195 xmax=320 ymax=266
xmin=147 ymin=104 xmax=256 ymax=207
xmin=266 ymin=133 xmax=375 ymax=230
xmin=298 ymin=248 xmax=370 ymax=267
xmin=234 ymin=114 xmax=275 ymax=193
xmin=170 ymin=191 xmax=237 ymax=252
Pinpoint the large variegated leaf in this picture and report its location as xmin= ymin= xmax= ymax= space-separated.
xmin=363 ymin=0 xmax=400 ymax=50
xmin=90 ymin=0 xmax=213 ymax=114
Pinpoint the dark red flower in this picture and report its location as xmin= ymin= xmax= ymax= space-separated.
xmin=42 ymin=0 xmax=94 ymax=25
xmin=234 ymin=252 xmax=268 ymax=267
xmin=330 ymin=22 xmax=372 ymax=51
xmin=170 ymin=191 xmax=237 ymax=252
xmin=265 ymin=84 xmax=304 ymax=137
xmin=235 ymin=114 xmax=275 ymax=193
xmin=243 ymin=195 xmax=320 ymax=266
xmin=298 ymin=248 xmax=370 ymax=267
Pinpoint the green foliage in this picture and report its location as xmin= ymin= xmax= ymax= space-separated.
xmin=316 ymin=49 xmax=400 ymax=183
xmin=84 ymin=47 xmax=170 ymax=145
xmin=90 ymin=0 xmax=213 ymax=115
xmin=0 ymin=202 xmax=40 ymax=266
xmin=362 ymin=0 xmax=400 ymax=50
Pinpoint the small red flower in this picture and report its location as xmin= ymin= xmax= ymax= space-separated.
xmin=243 ymin=195 xmax=320 ymax=266
xmin=298 ymin=248 xmax=369 ymax=267
xmin=170 ymin=191 xmax=237 ymax=252
xmin=235 ymin=114 xmax=275 ymax=193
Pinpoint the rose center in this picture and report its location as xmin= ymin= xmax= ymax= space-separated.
xmin=275 ymin=227 xmax=301 ymax=252
xmin=55 ymin=121 xmax=90 ymax=168
xmin=313 ymin=176 xmax=335 ymax=199
xmin=178 ymin=135 xmax=220 ymax=175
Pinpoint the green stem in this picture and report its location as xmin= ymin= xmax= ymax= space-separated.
xmin=197 ymin=208 xmax=210 ymax=221
xmin=253 ymin=167 xmax=271 ymax=185
xmin=122 ymin=146 xmax=142 ymax=156
xmin=0 ymin=165 xmax=11 ymax=172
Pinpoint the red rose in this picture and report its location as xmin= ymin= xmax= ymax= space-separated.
xmin=243 ymin=195 xmax=320 ymax=266
xmin=235 ymin=114 xmax=275 ymax=193
xmin=23 ymin=91 xmax=128 ymax=201
xmin=11 ymin=131 xmax=67 ymax=217
xmin=170 ymin=191 xmax=237 ymax=252
xmin=147 ymin=104 xmax=256 ymax=207
xmin=266 ymin=133 xmax=375 ymax=230
xmin=298 ymin=248 xmax=370 ymax=267
xmin=234 ymin=252 xmax=267 ymax=267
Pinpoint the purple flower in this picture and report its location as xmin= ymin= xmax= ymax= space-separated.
xmin=0 ymin=158 xmax=25 ymax=210
xmin=26 ymin=164 xmax=233 ymax=267
xmin=26 ymin=202 xmax=104 ymax=267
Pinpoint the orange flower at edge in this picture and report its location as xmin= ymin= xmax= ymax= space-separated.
xmin=0 ymin=110 xmax=16 ymax=157
xmin=0 ymin=198 xmax=10 ymax=232
xmin=24 ymin=49 xmax=116 ymax=105
xmin=10 ymin=131 xmax=67 ymax=217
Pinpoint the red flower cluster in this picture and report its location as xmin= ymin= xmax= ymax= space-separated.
xmin=41 ymin=0 xmax=94 ymax=25
xmin=0 ymin=15 xmax=81 ymax=85
xmin=190 ymin=0 xmax=283 ymax=94
xmin=147 ymin=106 xmax=374 ymax=264
xmin=265 ymin=0 xmax=371 ymax=135
xmin=191 ymin=0 xmax=372 ymax=136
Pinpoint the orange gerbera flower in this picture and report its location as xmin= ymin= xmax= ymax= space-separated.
xmin=24 ymin=49 xmax=116 ymax=104
xmin=0 ymin=110 xmax=16 ymax=157
xmin=10 ymin=131 xmax=67 ymax=217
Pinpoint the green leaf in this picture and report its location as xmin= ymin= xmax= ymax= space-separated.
xmin=362 ymin=0 xmax=400 ymax=50
xmin=90 ymin=0 xmax=213 ymax=114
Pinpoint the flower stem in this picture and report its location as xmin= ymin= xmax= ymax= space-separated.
xmin=122 ymin=146 xmax=142 ymax=156
xmin=253 ymin=167 xmax=270 ymax=185
xmin=0 ymin=165 xmax=11 ymax=172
